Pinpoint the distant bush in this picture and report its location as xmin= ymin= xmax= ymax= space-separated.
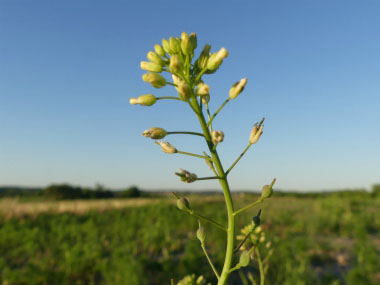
xmin=44 ymin=184 xmax=114 ymax=200
xmin=371 ymin=184 xmax=380 ymax=197
xmin=117 ymin=186 xmax=141 ymax=198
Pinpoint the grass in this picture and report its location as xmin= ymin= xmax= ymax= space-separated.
xmin=0 ymin=192 xmax=379 ymax=284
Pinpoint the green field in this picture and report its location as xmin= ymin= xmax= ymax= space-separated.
xmin=1 ymin=191 xmax=380 ymax=284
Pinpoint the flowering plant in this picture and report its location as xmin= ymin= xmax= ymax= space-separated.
xmin=130 ymin=32 xmax=276 ymax=285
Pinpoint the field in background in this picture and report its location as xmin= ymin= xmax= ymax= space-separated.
xmin=1 ymin=191 xmax=380 ymax=284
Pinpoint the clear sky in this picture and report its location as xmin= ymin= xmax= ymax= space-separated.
xmin=1 ymin=0 xmax=379 ymax=191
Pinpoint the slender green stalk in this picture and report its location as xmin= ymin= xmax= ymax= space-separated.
xmin=234 ymin=198 xmax=264 ymax=216
xmin=234 ymin=228 xmax=254 ymax=253
xmin=167 ymin=131 xmax=204 ymax=137
xmin=207 ymin=98 xmax=230 ymax=128
xmin=255 ymin=247 xmax=265 ymax=285
xmin=177 ymin=150 xmax=212 ymax=160
xmin=196 ymin=176 xmax=220 ymax=181
xmin=201 ymin=242 xmax=220 ymax=279
xmin=194 ymin=67 xmax=208 ymax=83
xmin=190 ymin=96 xmax=235 ymax=285
xmin=225 ymin=143 xmax=252 ymax=176
xmin=189 ymin=210 xmax=227 ymax=231
xmin=156 ymin=96 xmax=182 ymax=101
xmin=227 ymin=264 xmax=241 ymax=274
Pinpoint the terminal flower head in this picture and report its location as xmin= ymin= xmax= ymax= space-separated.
xmin=142 ymin=73 xmax=167 ymax=88
xmin=207 ymin=47 xmax=228 ymax=71
xmin=169 ymin=37 xmax=181 ymax=54
xmin=229 ymin=78 xmax=248 ymax=99
xmin=154 ymin=44 xmax=165 ymax=57
xmin=147 ymin=51 xmax=164 ymax=66
xmin=169 ymin=54 xmax=183 ymax=73
xmin=155 ymin=141 xmax=177 ymax=154
xmin=129 ymin=94 xmax=157 ymax=106
xmin=175 ymin=168 xmax=197 ymax=183
xmin=249 ymin=124 xmax=264 ymax=144
xmin=142 ymin=127 xmax=167 ymax=139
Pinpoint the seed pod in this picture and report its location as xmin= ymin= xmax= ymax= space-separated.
xmin=196 ymin=222 xmax=206 ymax=243
xmin=177 ymin=197 xmax=190 ymax=211
xmin=239 ymin=250 xmax=250 ymax=267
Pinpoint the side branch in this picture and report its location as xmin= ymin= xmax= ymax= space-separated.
xmin=207 ymin=98 xmax=230 ymax=128
xmin=225 ymin=144 xmax=252 ymax=176
xmin=167 ymin=131 xmax=204 ymax=137
xmin=233 ymin=198 xmax=264 ymax=216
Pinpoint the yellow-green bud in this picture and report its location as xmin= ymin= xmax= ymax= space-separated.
xmin=142 ymin=73 xmax=167 ymax=88
xmin=229 ymin=78 xmax=248 ymax=99
xmin=196 ymin=83 xmax=210 ymax=97
xmin=261 ymin=178 xmax=276 ymax=199
xmin=155 ymin=141 xmax=177 ymax=154
xmin=169 ymin=37 xmax=180 ymax=54
xmin=197 ymin=44 xmax=211 ymax=70
xmin=206 ymin=47 xmax=228 ymax=70
xmin=181 ymin=32 xmax=191 ymax=56
xmin=266 ymin=241 xmax=272 ymax=249
xmin=129 ymin=94 xmax=157 ymax=106
xmin=177 ymin=80 xmax=190 ymax=100
xmin=239 ymin=251 xmax=250 ymax=267
xmin=177 ymin=197 xmax=190 ymax=211
xmin=140 ymin=61 xmax=162 ymax=73
xmin=259 ymin=234 xmax=266 ymax=243
xmin=175 ymin=168 xmax=197 ymax=183
xmin=162 ymin=39 xmax=172 ymax=54
xmin=211 ymin=130 xmax=224 ymax=145
xmin=147 ymin=51 xmax=164 ymax=65
xmin=154 ymin=44 xmax=165 ymax=57
xmin=196 ymin=223 xmax=206 ymax=243
xmin=249 ymin=124 xmax=263 ymax=144
xmin=169 ymin=55 xmax=182 ymax=73
xmin=189 ymin=32 xmax=197 ymax=51
xmin=142 ymin=127 xmax=167 ymax=139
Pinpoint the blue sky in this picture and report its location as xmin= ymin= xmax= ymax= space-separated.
xmin=1 ymin=0 xmax=379 ymax=191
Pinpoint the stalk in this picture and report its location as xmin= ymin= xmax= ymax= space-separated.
xmin=191 ymin=100 xmax=235 ymax=285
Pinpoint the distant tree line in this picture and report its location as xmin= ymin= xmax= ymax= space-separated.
xmin=0 ymin=185 xmax=142 ymax=200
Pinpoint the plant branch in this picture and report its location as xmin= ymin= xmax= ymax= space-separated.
xmin=201 ymin=242 xmax=220 ymax=279
xmin=196 ymin=176 xmax=221 ymax=181
xmin=177 ymin=150 xmax=212 ymax=161
xmin=207 ymin=98 xmax=230 ymax=128
xmin=233 ymin=198 xmax=264 ymax=216
xmin=255 ymin=247 xmax=265 ymax=285
xmin=156 ymin=96 xmax=182 ymax=101
xmin=225 ymin=143 xmax=252 ymax=176
xmin=167 ymin=131 xmax=204 ymax=137
xmin=189 ymin=210 xmax=227 ymax=231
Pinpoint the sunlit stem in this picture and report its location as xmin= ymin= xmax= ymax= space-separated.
xmin=156 ymin=96 xmax=182 ymax=101
xmin=196 ymin=176 xmax=221 ymax=181
xmin=189 ymin=210 xmax=227 ymax=231
xmin=205 ymin=102 xmax=213 ymax=132
xmin=201 ymin=241 xmax=220 ymax=279
xmin=255 ymin=247 xmax=265 ymax=285
xmin=233 ymin=198 xmax=264 ymax=216
xmin=207 ymin=98 xmax=230 ymax=128
xmin=166 ymin=82 xmax=178 ymax=87
xmin=228 ymin=264 xmax=241 ymax=274
xmin=194 ymin=67 xmax=208 ymax=83
xmin=225 ymin=143 xmax=252 ymax=176
xmin=167 ymin=131 xmax=204 ymax=137
xmin=177 ymin=150 xmax=213 ymax=161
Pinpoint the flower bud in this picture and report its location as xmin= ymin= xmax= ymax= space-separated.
xmin=266 ymin=241 xmax=272 ymax=249
xmin=169 ymin=55 xmax=183 ymax=73
xmin=177 ymin=197 xmax=190 ymax=211
xmin=197 ymin=44 xmax=211 ymax=70
xmin=211 ymin=130 xmax=224 ymax=145
xmin=162 ymin=39 xmax=172 ymax=54
xmin=229 ymin=78 xmax=248 ymax=99
xmin=249 ymin=124 xmax=263 ymax=144
xmin=261 ymin=178 xmax=276 ymax=199
xmin=196 ymin=83 xmax=210 ymax=97
xmin=140 ymin=61 xmax=162 ymax=73
xmin=169 ymin=37 xmax=180 ymax=54
xmin=259 ymin=234 xmax=266 ymax=243
xmin=196 ymin=222 xmax=206 ymax=243
xmin=181 ymin=32 xmax=191 ymax=56
xmin=175 ymin=168 xmax=197 ymax=183
xmin=189 ymin=33 xmax=197 ymax=51
xmin=142 ymin=127 xmax=167 ymax=139
xmin=207 ymin=47 xmax=228 ymax=71
xmin=129 ymin=94 xmax=157 ymax=106
xmin=155 ymin=141 xmax=177 ymax=154
xmin=239 ymin=250 xmax=250 ymax=267
xmin=201 ymin=94 xmax=210 ymax=104
xmin=177 ymin=80 xmax=190 ymax=100
xmin=147 ymin=51 xmax=164 ymax=66
xmin=154 ymin=44 xmax=165 ymax=57
xmin=142 ymin=73 xmax=167 ymax=88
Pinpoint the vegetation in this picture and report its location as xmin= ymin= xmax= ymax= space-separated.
xmin=0 ymin=189 xmax=379 ymax=284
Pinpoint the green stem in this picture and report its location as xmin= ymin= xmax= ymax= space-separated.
xmin=156 ymin=96 xmax=182 ymax=101
xmin=201 ymin=242 xmax=220 ymax=279
xmin=194 ymin=67 xmax=208 ymax=83
xmin=196 ymin=176 xmax=220 ymax=181
xmin=226 ymin=143 xmax=252 ymax=176
xmin=207 ymin=98 xmax=230 ymax=128
xmin=190 ymin=97 xmax=235 ymax=285
xmin=177 ymin=150 xmax=212 ymax=161
xmin=189 ymin=210 xmax=227 ymax=231
xmin=255 ymin=247 xmax=265 ymax=285
xmin=234 ymin=227 xmax=255 ymax=253
xmin=234 ymin=198 xmax=264 ymax=216
xmin=167 ymin=131 xmax=204 ymax=137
